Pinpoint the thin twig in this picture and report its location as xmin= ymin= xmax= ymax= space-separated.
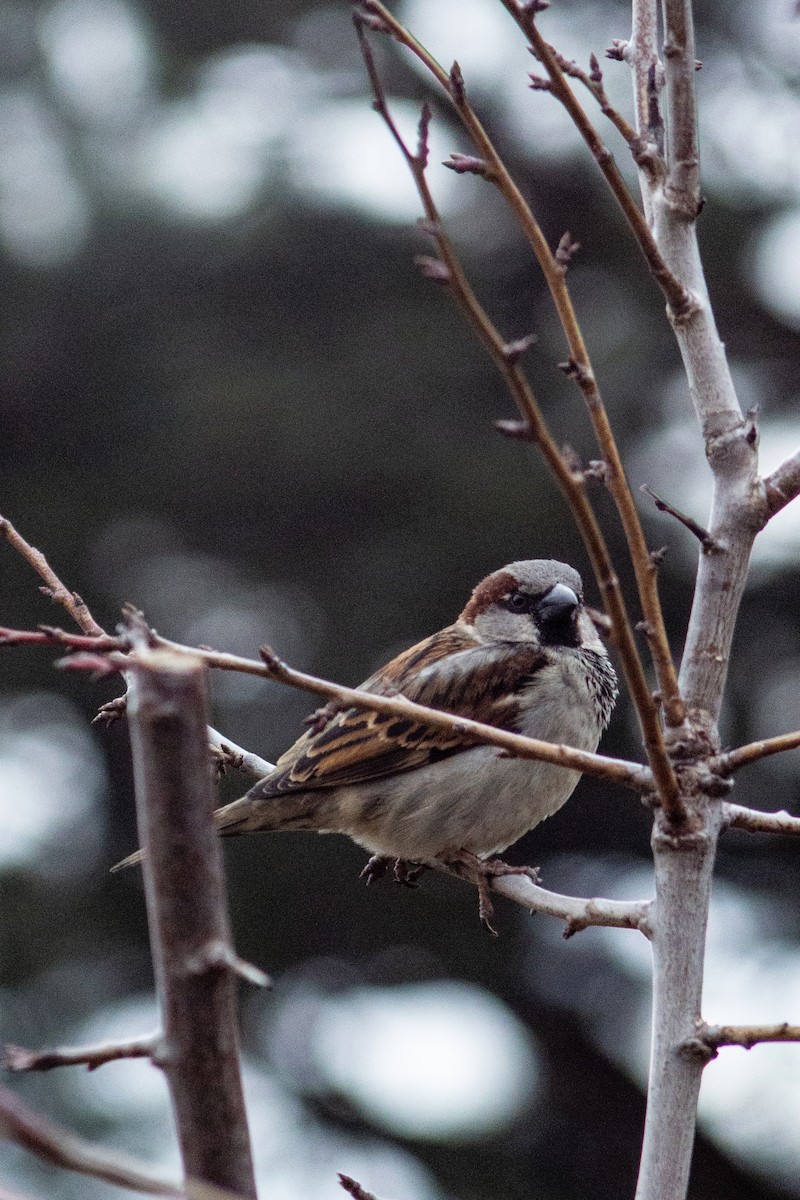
xmin=713 ymin=731 xmax=800 ymax=775
xmin=721 ymin=803 xmax=800 ymax=837
xmin=0 ymin=515 xmax=105 ymax=637
xmin=763 ymin=447 xmax=800 ymax=519
xmin=0 ymin=1084 xmax=184 ymax=1197
xmin=3 ymin=1035 xmax=159 ymax=1074
xmin=640 ymin=484 xmax=721 ymax=551
xmin=460 ymin=870 xmax=653 ymax=938
xmin=498 ymin=1 xmax=692 ymax=319
xmin=697 ymin=1022 xmax=800 ymax=1052
xmin=355 ymin=10 xmax=683 ymax=813
xmin=0 ymin=620 xmax=654 ymax=790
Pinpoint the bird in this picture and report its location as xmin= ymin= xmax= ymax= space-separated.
xmin=118 ymin=560 xmax=617 ymax=930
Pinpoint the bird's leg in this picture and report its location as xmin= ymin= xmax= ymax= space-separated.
xmin=440 ymin=850 xmax=541 ymax=936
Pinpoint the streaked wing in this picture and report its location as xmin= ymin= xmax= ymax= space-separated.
xmin=258 ymin=626 xmax=546 ymax=797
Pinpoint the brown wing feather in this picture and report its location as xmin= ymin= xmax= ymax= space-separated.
xmin=258 ymin=626 xmax=546 ymax=798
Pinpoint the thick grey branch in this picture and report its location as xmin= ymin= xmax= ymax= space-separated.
xmin=127 ymin=648 xmax=257 ymax=1199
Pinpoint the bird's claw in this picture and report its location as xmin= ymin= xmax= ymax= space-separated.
xmin=440 ymin=850 xmax=541 ymax=936
xmin=360 ymin=856 xmax=426 ymax=888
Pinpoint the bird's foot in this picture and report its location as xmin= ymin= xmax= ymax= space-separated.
xmin=440 ymin=850 xmax=541 ymax=936
xmin=360 ymin=856 xmax=426 ymax=888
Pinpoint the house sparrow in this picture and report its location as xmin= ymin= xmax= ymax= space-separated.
xmin=207 ymin=559 xmax=617 ymax=928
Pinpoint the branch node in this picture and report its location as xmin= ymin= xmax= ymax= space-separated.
xmin=414 ymin=255 xmax=451 ymax=284
xmin=502 ymin=332 xmax=537 ymax=363
xmin=649 ymin=545 xmax=669 ymax=567
xmin=448 ymin=60 xmax=465 ymax=103
xmin=443 ymin=152 xmax=492 ymax=177
xmin=555 ymin=231 xmax=581 ymax=270
xmin=528 ymin=74 xmax=553 ymax=92
xmin=184 ymin=941 xmax=271 ymax=989
xmin=494 ymin=418 xmax=535 ymax=442
xmin=605 ymin=39 xmax=627 ymax=61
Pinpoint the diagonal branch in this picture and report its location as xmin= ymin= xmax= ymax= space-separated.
xmin=0 ymin=621 xmax=651 ymax=790
xmin=355 ymin=10 xmax=684 ymax=816
xmin=713 ymin=731 xmax=800 ymax=775
xmin=0 ymin=1084 xmax=185 ymax=1197
xmin=763 ymin=447 xmax=800 ymax=520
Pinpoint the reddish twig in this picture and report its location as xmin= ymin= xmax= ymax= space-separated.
xmin=721 ymin=803 xmax=800 ymax=837
xmin=0 ymin=515 xmax=105 ymax=637
xmin=713 ymin=731 xmax=800 ymax=775
xmin=640 ymin=485 xmax=721 ymax=552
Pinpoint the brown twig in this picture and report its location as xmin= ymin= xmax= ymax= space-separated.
xmin=0 ymin=1083 xmax=184 ymax=1197
xmin=498 ymin=1 xmax=693 ymax=320
xmin=355 ymin=6 xmax=685 ymax=816
xmin=3 ymin=1035 xmax=158 ymax=1074
xmin=713 ymin=731 xmax=800 ymax=775
xmin=0 ymin=618 xmax=654 ymax=791
xmin=721 ymin=803 xmax=800 ymax=837
xmin=763 ymin=448 xmax=800 ymax=519
xmin=126 ymin=644 xmax=257 ymax=1199
xmin=640 ymin=484 xmax=721 ymax=552
xmin=0 ymin=515 xmax=105 ymax=637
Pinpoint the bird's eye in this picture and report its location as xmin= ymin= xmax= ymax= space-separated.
xmin=506 ymin=591 xmax=531 ymax=613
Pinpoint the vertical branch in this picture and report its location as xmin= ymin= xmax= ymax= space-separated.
xmin=634 ymin=810 xmax=721 ymax=1200
xmin=660 ymin=0 xmax=699 ymax=213
xmin=628 ymin=0 xmax=663 ymax=224
xmin=127 ymin=646 xmax=258 ymax=1200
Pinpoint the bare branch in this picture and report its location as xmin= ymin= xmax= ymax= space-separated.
xmin=763 ymin=447 xmax=800 ymax=519
xmin=500 ymin=1 xmax=693 ymax=320
xmin=0 ymin=1084 xmax=183 ymax=1197
xmin=721 ymin=803 xmax=800 ymax=837
xmin=355 ymin=6 xmax=684 ymax=814
xmin=0 ymin=618 xmax=653 ymax=790
xmin=713 ymin=731 xmax=800 ymax=775
xmin=0 ymin=515 xmax=105 ymax=637
xmin=3 ymin=1035 xmax=158 ymax=1074
xmin=661 ymin=0 xmax=700 ymax=214
xmin=640 ymin=484 xmax=721 ymax=552
xmin=127 ymin=646 xmax=257 ymax=1198
xmin=477 ymin=871 xmax=652 ymax=938
xmin=696 ymin=1022 xmax=800 ymax=1053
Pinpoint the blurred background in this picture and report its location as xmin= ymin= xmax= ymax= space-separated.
xmin=1 ymin=0 xmax=800 ymax=1197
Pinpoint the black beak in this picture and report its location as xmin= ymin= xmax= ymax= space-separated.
xmin=536 ymin=583 xmax=580 ymax=626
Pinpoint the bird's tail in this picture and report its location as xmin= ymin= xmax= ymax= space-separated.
xmin=110 ymin=781 xmax=327 ymax=872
